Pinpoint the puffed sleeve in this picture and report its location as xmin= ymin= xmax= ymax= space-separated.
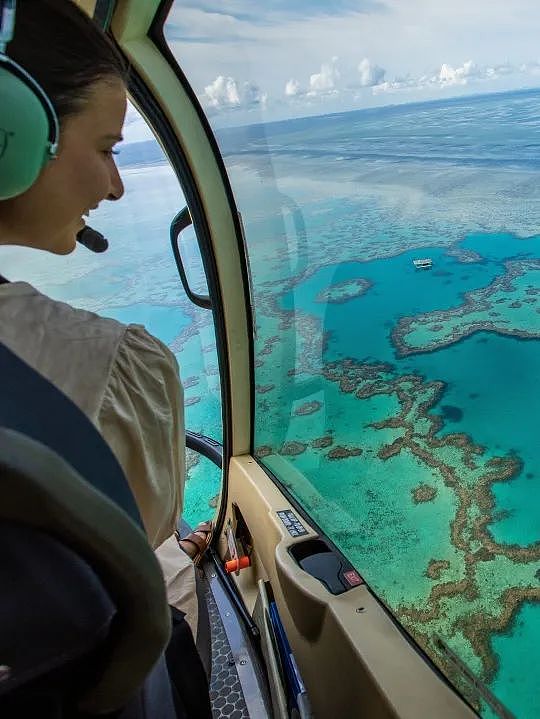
xmin=96 ymin=324 xmax=185 ymax=549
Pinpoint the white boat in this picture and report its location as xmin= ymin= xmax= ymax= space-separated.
xmin=413 ymin=258 xmax=433 ymax=269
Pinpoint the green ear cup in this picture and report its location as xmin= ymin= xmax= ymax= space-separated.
xmin=0 ymin=57 xmax=58 ymax=200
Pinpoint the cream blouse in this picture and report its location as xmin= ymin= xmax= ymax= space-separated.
xmin=0 ymin=281 xmax=184 ymax=549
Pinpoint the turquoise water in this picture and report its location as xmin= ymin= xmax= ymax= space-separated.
xmin=417 ymin=333 xmax=540 ymax=548
xmin=281 ymin=244 xmax=501 ymax=364
xmin=281 ymin=231 xmax=540 ymax=554
xmin=490 ymin=603 xmax=540 ymax=719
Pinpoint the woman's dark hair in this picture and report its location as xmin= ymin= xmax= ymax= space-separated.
xmin=8 ymin=0 xmax=128 ymax=122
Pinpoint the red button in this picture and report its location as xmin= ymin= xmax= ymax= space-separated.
xmin=344 ymin=570 xmax=363 ymax=586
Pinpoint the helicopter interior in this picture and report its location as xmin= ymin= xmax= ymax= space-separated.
xmin=2 ymin=1 xmax=534 ymax=718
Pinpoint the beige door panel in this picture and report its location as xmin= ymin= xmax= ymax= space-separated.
xmin=220 ymin=455 xmax=476 ymax=719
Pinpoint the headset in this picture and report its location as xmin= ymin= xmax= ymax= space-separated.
xmin=0 ymin=0 xmax=108 ymax=252
xmin=0 ymin=0 xmax=59 ymax=200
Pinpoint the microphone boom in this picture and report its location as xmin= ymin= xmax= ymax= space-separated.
xmin=76 ymin=226 xmax=108 ymax=253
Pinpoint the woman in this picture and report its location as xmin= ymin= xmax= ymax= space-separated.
xmin=0 ymin=0 xmax=211 ymax=635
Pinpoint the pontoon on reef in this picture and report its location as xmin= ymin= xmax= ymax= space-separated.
xmin=413 ymin=258 xmax=433 ymax=269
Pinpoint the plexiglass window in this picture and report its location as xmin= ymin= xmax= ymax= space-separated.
xmin=165 ymin=4 xmax=540 ymax=717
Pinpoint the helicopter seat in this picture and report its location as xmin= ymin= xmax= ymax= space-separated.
xmin=0 ymin=340 xmax=176 ymax=717
xmin=0 ymin=427 xmax=176 ymax=718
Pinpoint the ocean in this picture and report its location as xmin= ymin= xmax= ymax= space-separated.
xmin=2 ymin=87 xmax=539 ymax=718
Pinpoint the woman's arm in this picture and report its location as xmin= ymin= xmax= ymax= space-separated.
xmin=97 ymin=324 xmax=185 ymax=548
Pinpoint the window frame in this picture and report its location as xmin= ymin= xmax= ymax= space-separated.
xmin=107 ymin=0 xmax=255 ymax=533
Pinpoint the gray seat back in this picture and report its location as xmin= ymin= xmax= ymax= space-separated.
xmin=0 ymin=427 xmax=173 ymax=717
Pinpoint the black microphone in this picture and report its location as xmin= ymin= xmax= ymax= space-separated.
xmin=76 ymin=226 xmax=109 ymax=253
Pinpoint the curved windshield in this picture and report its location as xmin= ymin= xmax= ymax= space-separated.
xmin=165 ymin=4 xmax=540 ymax=717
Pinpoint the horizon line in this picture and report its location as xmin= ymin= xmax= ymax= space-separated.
xmin=213 ymin=83 xmax=540 ymax=133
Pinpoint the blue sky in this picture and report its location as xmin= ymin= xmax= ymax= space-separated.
xmin=150 ymin=1 xmax=540 ymax=128
xmin=173 ymin=0 xmax=387 ymax=24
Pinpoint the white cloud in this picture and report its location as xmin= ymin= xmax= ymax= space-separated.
xmin=308 ymin=57 xmax=340 ymax=95
xmin=285 ymin=78 xmax=302 ymax=96
xmin=374 ymin=60 xmax=482 ymax=93
xmin=438 ymin=60 xmax=479 ymax=86
xmin=358 ymin=57 xmax=386 ymax=87
xmin=373 ymin=58 xmax=536 ymax=97
xmin=204 ymin=75 xmax=241 ymax=107
xmin=202 ymin=75 xmax=266 ymax=109
xmin=202 ymin=52 xmax=540 ymax=122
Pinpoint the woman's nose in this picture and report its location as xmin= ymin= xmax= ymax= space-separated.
xmin=107 ymin=161 xmax=124 ymax=201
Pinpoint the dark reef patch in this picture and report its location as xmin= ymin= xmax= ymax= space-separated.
xmin=412 ymin=484 xmax=438 ymax=504
xmin=312 ymin=435 xmax=333 ymax=449
xmin=281 ymin=441 xmax=307 ymax=456
xmin=441 ymin=405 xmax=464 ymax=422
xmin=327 ymin=445 xmax=363 ymax=460
xmin=294 ymin=400 xmax=322 ymax=416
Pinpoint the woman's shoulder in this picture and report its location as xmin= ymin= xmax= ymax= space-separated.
xmin=0 ymin=280 xmax=178 ymax=370
xmin=0 ymin=280 xmax=180 ymax=400
xmin=114 ymin=323 xmax=179 ymax=382
xmin=0 ymin=281 xmax=126 ymax=341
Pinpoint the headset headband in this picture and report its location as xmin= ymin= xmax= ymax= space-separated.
xmin=0 ymin=0 xmax=15 ymax=54
xmin=1 ymin=0 xmax=59 ymax=156
xmin=0 ymin=56 xmax=60 ymax=157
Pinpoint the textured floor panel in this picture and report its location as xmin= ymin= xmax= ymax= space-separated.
xmin=205 ymin=579 xmax=250 ymax=719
